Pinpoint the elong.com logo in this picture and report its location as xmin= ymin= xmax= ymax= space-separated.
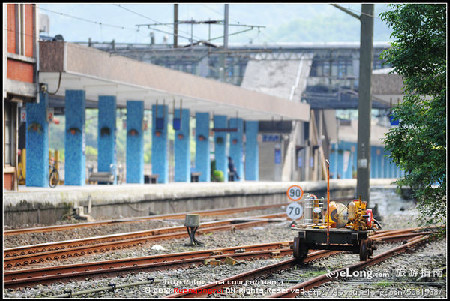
xmin=326 ymin=268 xmax=389 ymax=280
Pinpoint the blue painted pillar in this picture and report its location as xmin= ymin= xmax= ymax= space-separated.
xmin=195 ymin=113 xmax=210 ymax=182
xmin=390 ymin=159 xmax=395 ymax=178
xmin=97 ymin=96 xmax=117 ymax=183
xmin=64 ymin=90 xmax=86 ymax=185
xmin=25 ymin=90 xmax=49 ymax=187
xmin=337 ymin=148 xmax=344 ymax=179
xmin=214 ymin=115 xmax=228 ymax=181
xmin=151 ymin=104 xmax=169 ymax=183
xmin=383 ymin=150 xmax=389 ymax=178
xmin=373 ymin=147 xmax=378 ymax=178
xmin=352 ymin=143 xmax=358 ymax=179
xmin=330 ymin=143 xmax=338 ymax=179
xmin=245 ymin=121 xmax=259 ymax=181
xmin=126 ymin=101 xmax=144 ymax=184
xmin=387 ymin=152 xmax=393 ymax=178
xmin=344 ymin=143 xmax=353 ymax=179
xmin=174 ymin=109 xmax=190 ymax=182
xmin=370 ymin=146 xmax=376 ymax=179
xmin=376 ymin=147 xmax=382 ymax=178
xmin=229 ymin=118 xmax=244 ymax=181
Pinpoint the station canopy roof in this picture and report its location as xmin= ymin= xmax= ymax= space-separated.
xmin=38 ymin=41 xmax=310 ymax=122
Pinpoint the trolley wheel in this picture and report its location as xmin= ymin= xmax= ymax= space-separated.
xmin=360 ymin=238 xmax=369 ymax=261
xmin=293 ymin=236 xmax=308 ymax=262
xmin=367 ymin=238 xmax=374 ymax=258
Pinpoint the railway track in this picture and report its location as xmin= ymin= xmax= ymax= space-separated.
xmin=164 ymin=230 xmax=434 ymax=298
xmin=3 ymin=242 xmax=292 ymax=288
xmin=4 ymin=214 xmax=286 ymax=269
xmin=4 ymin=203 xmax=289 ymax=236
xmin=3 ymin=228 xmax=431 ymax=290
xmin=268 ymin=235 xmax=430 ymax=298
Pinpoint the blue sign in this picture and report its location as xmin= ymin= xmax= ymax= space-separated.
xmin=274 ymin=148 xmax=281 ymax=164
xmin=389 ymin=113 xmax=400 ymax=126
xmin=262 ymin=134 xmax=280 ymax=143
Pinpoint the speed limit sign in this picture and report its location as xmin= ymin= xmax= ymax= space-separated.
xmin=286 ymin=202 xmax=303 ymax=220
xmin=286 ymin=185 xmax=304 ymax=201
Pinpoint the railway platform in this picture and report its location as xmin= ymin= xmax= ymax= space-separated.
xmin=3 ymin=179 xmax=398 ymax=228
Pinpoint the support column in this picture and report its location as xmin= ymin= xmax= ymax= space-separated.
xmin=337 ymin=148 xmax=344 ymax=179
xmin=195 ymin=112 xmax=210 ymax=182
xmin=214 ymin=115 xmax=228 ymax=181
xmin=383 ymin=150 xmax=389 ymax=178
xmin=25 ymin=89 xmax=49 ymax=187
xmin=331 ymin=143 xmax=338 ymax=179
xmin=151 ymin=104 xmax=169 ymax=183
xmin=174 ymin=108 xmax=190 ymax=182
xmin=229 ymin=118 xmax=244 ymax=181
xmin=64 ymin=90 xmax=86 ymax=185
xmin=370 ymin=146 xmax=376 ymax=179
xmin=244 ymin=121 xmax=259 ymax=181
xmin=97 ymin=96 xmax=116 ymax=183
xmin=126 ymin=101 xmax=144 ymax=184
xmin=344 ymin=142 xmax=353 ymax=179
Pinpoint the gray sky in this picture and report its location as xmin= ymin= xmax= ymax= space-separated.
xmin=38 ymin=3 xmax=394 ymax=45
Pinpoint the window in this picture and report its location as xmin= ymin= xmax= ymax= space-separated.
xmin=4 ymin=102 xmax=12 ymax=165
xmin=15 ymin=4 xmax=26 ymax=56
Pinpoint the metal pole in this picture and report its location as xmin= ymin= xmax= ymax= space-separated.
xmin=220 ymin=4 xmax=229 ymax=83
xmin=223 ymin=4 xmax=229 ymax=50
xmin=174 ymin=4 xmax=178 ymax=48
xmin=190 ymin=18 xmax=194 ymax=46
xmin=356 ymin=4 xmax=374 ymax=206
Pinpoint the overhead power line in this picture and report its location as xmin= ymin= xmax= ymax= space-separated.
xmin=114 ymin=4 xmax=200 ymax=40
xmin=38 ymin=6 xmax=130 ymax=30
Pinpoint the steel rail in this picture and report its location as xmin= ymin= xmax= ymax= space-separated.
xmin=165 ymin=250 xmax=339 ymax=298
xmin=164 ymin=230 xmax=433 ymax=298
xmin=3 ymin=242 xmax=293 ymax=288
xmin=4 ymin=203 xmax=290 ymax=236
xmin=4 ymin=214 xmax=286 ymax=268
xmin=3 ymin=217 xmax=415 ymax=268
xmin=3 ymin=230 xmax=429 ymax=289
xmin=268 ymin=235 xmax=430 ymax=298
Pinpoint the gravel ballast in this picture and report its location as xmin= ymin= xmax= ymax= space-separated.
xmin=3 ymin=189 xmax=446 ymax=299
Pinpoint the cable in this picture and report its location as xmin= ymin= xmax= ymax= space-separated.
xmin=38 ymin=6 xmax=129 ymax=29
xmin=114 ymin=4 xmax=199 ymax=40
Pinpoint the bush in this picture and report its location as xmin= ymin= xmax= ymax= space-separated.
xmin=212 ymin=170 xmax=224 ymax=182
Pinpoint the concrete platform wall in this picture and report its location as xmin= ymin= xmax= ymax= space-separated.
xmin=4 ymin=180 xmax=397 ymax=227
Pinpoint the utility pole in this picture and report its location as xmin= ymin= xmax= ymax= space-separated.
xmin=174 ymin=4 xmax=178 ymax=48
xmin=330 ymin=4 xmax=374 ymax=206
xmin=223 ymin=4 xmax=229 ymax=50
xmin=220 ymin=4 xmax=229 ymax=82
xmin=356 ymin=4 xmax=374 ymax=206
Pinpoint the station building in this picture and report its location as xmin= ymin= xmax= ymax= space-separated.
xmin=69 ymin=40 xmax=404 ymax=183
xmin=3 ymin=3 xmax=39 ymax=191
xmin=3 ymin=9 xmax=404 ymax=190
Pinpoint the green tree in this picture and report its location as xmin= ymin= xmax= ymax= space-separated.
xmin=380 ymin=4 xmax=446 ymax=225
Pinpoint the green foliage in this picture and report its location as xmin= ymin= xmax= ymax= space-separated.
xmin=380 ymin=4 xmax=446 ymax=226
xmin=210 ymin=160 xmax=224 ymax=182
xmin=85 ymin=145 xmax=97 ymax=157
xmin=212 ymin=170 xmax=224 ymax=182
